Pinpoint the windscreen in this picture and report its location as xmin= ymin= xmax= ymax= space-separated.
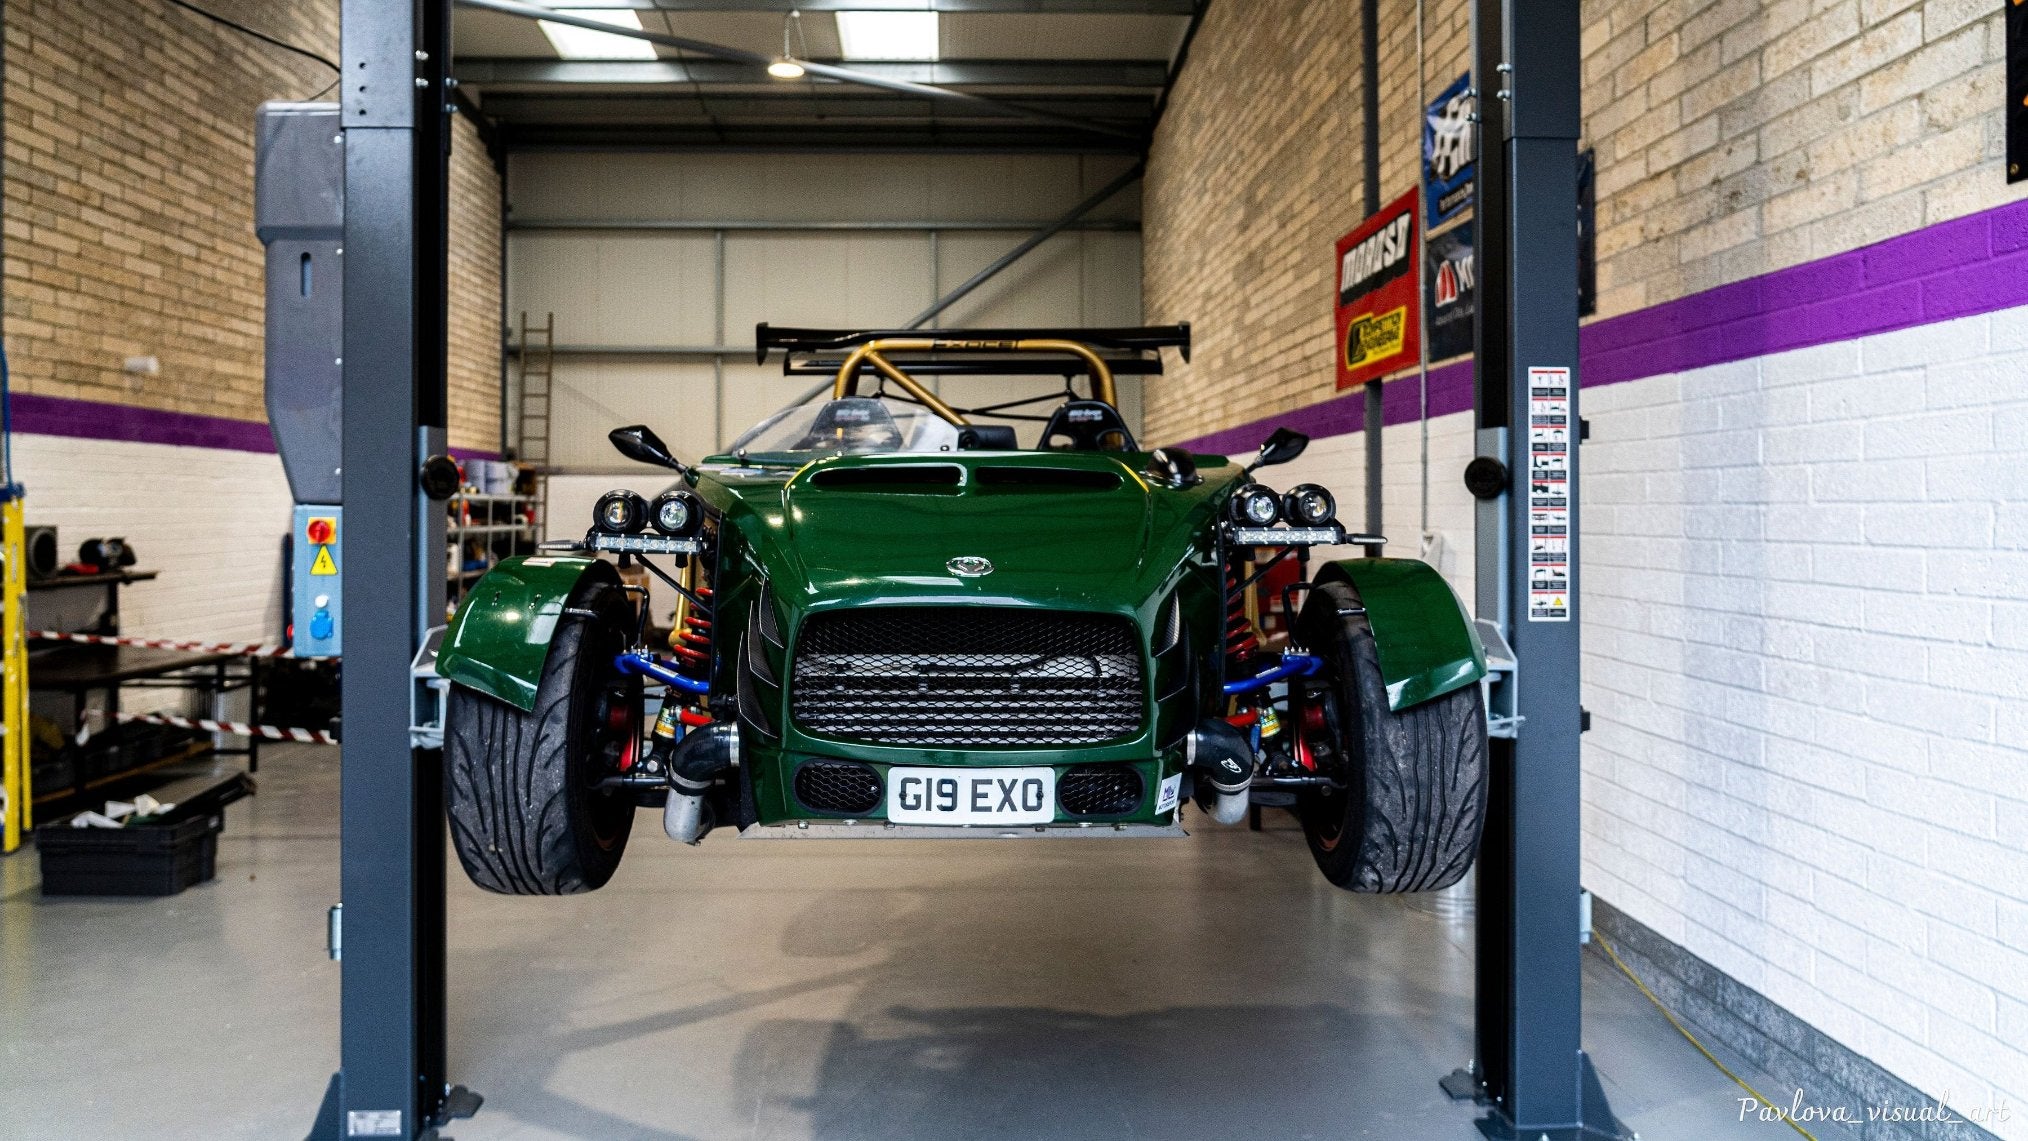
xmin=728 ymin=397 xmax=962 ymax=456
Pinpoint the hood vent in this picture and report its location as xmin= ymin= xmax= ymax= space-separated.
xmin=803 ymin=463 xmax=1123 ymax=493
xmin=975 ymin=466 xmax=1122 ymax=491
xmin=808 ymin=464 xmax=962 ymax=489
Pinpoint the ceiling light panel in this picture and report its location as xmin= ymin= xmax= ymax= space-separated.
xmin=539 ymin=8 xmax=659 ymax=61
xmin=834 ymin=11 xmax=939 ymax=61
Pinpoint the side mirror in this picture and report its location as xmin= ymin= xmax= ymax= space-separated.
xmin=608 ymin=424 xmax=688 ymax=474
xmin=1249 ymin=427 xmax=1309 ymax=472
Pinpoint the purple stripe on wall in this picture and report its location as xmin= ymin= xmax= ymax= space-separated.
xmin=1173 ymin=195 xmax=2028 ymax=454
xmin=8 ymin=392 xmax=503 ymax=461
xmin=11 ymin=392 xmax=279 ymax=453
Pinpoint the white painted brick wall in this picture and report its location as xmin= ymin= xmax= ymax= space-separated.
xmin=1581 ymin=304 xmax=2028 ymax=1135
xmin=1261 ymin=309 xmax=2027 ymax=1127
xmin=13 ymin=435 xmax=293 ymax=717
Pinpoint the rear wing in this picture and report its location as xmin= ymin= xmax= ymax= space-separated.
xmin=755 ymin=323 xmax=1191 ymax=379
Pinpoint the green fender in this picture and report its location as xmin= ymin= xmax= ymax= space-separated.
xmin=436 ymin=555 xmax=619 ymax=711
xmin=1315 ymin=557 xmax=1486 ymax=711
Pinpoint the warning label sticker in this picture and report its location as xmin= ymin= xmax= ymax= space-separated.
xmin=1527 ymin=366 xmax=1572 ymax=622
xmin=310 ymin=545 xmax=338 ymax=576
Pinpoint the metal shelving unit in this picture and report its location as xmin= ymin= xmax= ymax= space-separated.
xmin=446 ymin=491 xmax=539 ymax=613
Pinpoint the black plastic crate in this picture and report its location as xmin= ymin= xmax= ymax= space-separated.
xmin=36 ymin=811 xmax=224 ymax=897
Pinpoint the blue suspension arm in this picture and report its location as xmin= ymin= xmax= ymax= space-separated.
xmin=1222 ymin=652 xmax=1325 ymax=695
xmin=615 ymin=651 xmax=713 ymax=695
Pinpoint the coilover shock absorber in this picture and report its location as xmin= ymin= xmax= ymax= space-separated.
xmin=1224 ymin=562 xmax=1259 ymax=669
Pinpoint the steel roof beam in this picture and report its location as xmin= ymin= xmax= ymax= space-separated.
xmin=544 ymin=1 xmax=1196 ymax=11
xmin=454 ymin=57 xmax=1172 ymax=88
xmin=455 ymin=0 xmax=1145 ymax=140
xmin=475 ymin=92 xmax=1154 ymax=121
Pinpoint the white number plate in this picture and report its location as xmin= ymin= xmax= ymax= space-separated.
xmin=886 ymin=766 xmax=1055 ymax=826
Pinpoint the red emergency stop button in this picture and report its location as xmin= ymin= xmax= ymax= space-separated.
xmin=306 ymin=517 xmax=336 ymax=545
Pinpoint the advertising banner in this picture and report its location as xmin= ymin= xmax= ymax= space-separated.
xmin=1424 ymin=73 xmax=1476 ymax=226
xmin=1425 ymin=219 xmax=1475 ymax=363
xmin=1335 ymin=189 xmax=1420 ymax=389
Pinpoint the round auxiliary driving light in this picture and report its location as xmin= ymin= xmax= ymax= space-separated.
xmin=1282 ymin=483 xmax=1336 ymax=526
xmin=650 ymin=489 xmax=703 ymax=537
xmin=594 ymin=489 xmax=649 ymax=535
xmin=1227 ymin=483 xmax=1282 ymax=527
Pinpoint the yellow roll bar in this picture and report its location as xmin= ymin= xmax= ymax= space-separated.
xmin=830 ymin=338 xmax=1118 ymax=426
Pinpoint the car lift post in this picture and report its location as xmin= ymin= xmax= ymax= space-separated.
xmin=306 ymin=1 xmax=471 ymax=1138
xmin=1446 ymin=0 xmax=1624 ymax=1135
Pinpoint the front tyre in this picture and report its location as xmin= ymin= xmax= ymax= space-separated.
xmin=1294 ymin=580 xmax=1487 ymax=893
xmin=446 ymin=579 xmax=638 ymax=894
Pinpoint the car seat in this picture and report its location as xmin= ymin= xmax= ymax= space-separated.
xmin=1039 ymin=400 xmax=1137 ymax=452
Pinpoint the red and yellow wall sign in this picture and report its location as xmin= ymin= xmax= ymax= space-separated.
xmin=1335 ymin=189 xmax=1421 ymax=389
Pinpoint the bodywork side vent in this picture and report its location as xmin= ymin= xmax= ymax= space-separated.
xmin=1059 ymin=764 xmax=1144 ymax=816
xmin=793 ymin=759 xmax=882 ymax=815
xmin=736 ymin=634 xmax=778 ymax=742
xmin=746 ymin=612 xmax=779 ymax=686
xmin=756 ymin=586 xmax=784 ymax=650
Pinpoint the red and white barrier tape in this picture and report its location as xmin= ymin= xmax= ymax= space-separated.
xmin=114 ymin=710 xmax=337 ymax=745
xmin=32 ymin=629 xmax=298 ymax=658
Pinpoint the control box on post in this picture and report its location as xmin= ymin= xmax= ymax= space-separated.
xmin=254 ymin=102 xmax=345 ymax=659
xmin=292 ymin=505 xmax=342 ymax=657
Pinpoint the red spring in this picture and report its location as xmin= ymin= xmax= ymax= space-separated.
xmin=672 ymin=645 xmax=709 ymax=664
xmin=684 ymin=614 xmax=712 ymax=630
xmin=1224 ymin=566 xmax=1257 ymax=666
xmin=676 ymin=707 xmax=713 ymax=727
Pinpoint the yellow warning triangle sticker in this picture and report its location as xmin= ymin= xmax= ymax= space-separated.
xmin=310 ymin=546 xmax=338 ymax=576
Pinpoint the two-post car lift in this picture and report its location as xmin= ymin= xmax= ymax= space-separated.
xmin=301 ymin=0 xmax=1616 ymax=1135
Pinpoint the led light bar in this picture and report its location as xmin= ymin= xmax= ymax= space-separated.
xmin=584 ymin=533 xmax=704 ymax=555
xmin=1227 ymin=525 xmax=1363 ymax=547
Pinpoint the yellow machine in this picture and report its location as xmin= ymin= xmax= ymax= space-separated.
xmin=2 ymin=493 xmax=27 ymax=852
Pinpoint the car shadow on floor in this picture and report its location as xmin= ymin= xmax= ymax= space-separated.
xmin=732 ymin=1001 xmax=1480 ymax=1140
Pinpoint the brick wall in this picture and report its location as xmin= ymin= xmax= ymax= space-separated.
xmin=2 ymin=0 xmax=502 ymax=450
xmin=1148 ymin=0 xmax=2028 ymax=1130
xmin=1582 ymin=0 xmax=2010 ymax=320
xmin=0 ymin=0 xmax=505 ymax=646
xmin=1580 ymin=308 xmax=2028 ymax=1139
xmin=2 ymin=0 xmax=338 ymax=420
xmin=1142 ymin=0 xmax=1466 ymax=445
xmin=448 ymin=108 xmax=502 ymax=452
xmin=1145 ymin=0 xmax=2014 ymax=444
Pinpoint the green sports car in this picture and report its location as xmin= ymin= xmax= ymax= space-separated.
xmin=437 ymin=326 xmax=1489 ymax=894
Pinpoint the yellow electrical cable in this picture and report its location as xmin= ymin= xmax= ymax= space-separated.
xmin=1592 ymin=930 xmax=1818 ymax=1141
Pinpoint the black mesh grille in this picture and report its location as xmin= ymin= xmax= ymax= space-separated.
xmin=1058 ymin=764 xmax=1144 ymax=816
xmin=791 ymin=607 xmax=1144 ymax=747
xmin=793 ymin=759 xmax=882 ymax=815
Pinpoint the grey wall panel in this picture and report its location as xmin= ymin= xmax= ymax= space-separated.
xmin=722 ymin=232 xmax=933 ymax=337
xmin=508 ymin=153 xmax=1141 ymax=226
xmin=547 ymin=358 xmax=720 ymax=470
xmin=507 ymin=152 xmax=1144 ymax=463
xmin=508 ymin=232 xmax=719 ymax=346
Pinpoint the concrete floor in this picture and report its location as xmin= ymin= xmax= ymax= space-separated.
xmin=1 ymin=746 xmax=1830 ymax=1140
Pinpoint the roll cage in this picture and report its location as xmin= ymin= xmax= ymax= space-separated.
xmin=754 ymin=323 xmax=1192 ymax=430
